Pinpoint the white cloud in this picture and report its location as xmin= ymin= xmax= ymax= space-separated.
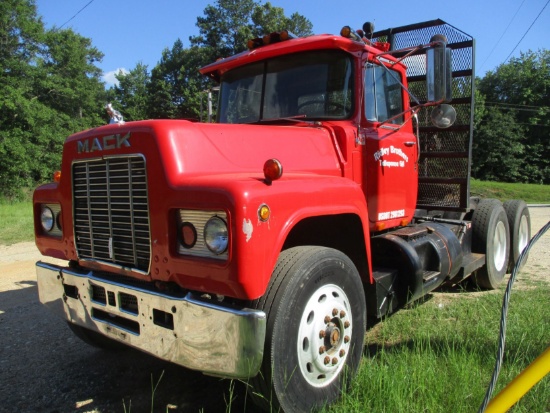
xmin=102 ymin=68 xmax=130 ymax=87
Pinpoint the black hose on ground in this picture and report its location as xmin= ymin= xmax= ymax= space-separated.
xmin=478 ymin=220 xmax=550 ymax=413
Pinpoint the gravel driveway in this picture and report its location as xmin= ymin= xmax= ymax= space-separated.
xmin=1 ymin=207 xmax=548 ymax=413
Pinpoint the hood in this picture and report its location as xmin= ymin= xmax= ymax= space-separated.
xmin=65 ymin=120 xmax=343 ymax=187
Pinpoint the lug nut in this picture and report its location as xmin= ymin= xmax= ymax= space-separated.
xmin=324 ymin=356 xmax=331 ymax=365
xmin=340 ymin=310 xmax=346 ymax=318
xmin=332 ymin=357 xmax=338 ymax=365
xmin=339 ymin=349 xmax=346 ymax=357
xmin=332 ymin=308 xmax=338 ymax=316
xmin=319 ymin=346 xmax=326 ymax=354
xmin=324 ymin=316 xmax=331 ymax=324
xmin=319 ymin=330 xmax=326 ymax=339
xmin=344 ymin=321 xmax=350 ymax=329
xmin=344 ymin=335 xmax=350 ymax=343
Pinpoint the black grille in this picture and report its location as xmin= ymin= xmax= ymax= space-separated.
xmin=73 ymin=155 xmax=151 ymax=272
xmin=91 ymin=284 xmax=106 ymax=304
xmin=372 ymin=19 xmax=474 ymax=210
xmin=119 ymin=292 xmax=138 ymax=314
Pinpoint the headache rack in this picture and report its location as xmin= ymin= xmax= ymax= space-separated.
xmin=372 ymin=19 xmax=475 ymax=211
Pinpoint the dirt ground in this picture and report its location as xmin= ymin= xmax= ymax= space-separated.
xmin=0 ymin=207 xmax=548 ymax=413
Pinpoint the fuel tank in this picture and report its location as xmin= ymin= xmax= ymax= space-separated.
xmin=368 ymin=222 xmax=463 ymax=317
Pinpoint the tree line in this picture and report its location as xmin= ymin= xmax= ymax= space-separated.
xmin=1 ymin=0 xmax=548 ymax=199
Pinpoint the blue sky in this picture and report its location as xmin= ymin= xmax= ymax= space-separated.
xmin=35 ymin=0 xmax=550 ymax=87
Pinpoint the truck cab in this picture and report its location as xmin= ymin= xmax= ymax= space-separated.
xmin=33 ymin=20 xmax=530 ymax=413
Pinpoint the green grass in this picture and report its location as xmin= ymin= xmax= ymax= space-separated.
xmin=323 ymin=285 xmax=550 ymax=413
xmin=471 ymin=179 xmax=550 ymax=203
xmin=0 ymin=201 xmax=34 ymax=245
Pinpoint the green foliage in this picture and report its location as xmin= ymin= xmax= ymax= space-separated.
xmin=147 ymin=40 xmax=211 ymax=120
xmin=112 ymin=63 xmax=150 ymax=121
xmin=472 ymin=109 xmax=525 ymax=181
xmin=0 ymin=0 xmax=107 ymax=198
xmin=474 ymin=49 xmax=550 ymax=184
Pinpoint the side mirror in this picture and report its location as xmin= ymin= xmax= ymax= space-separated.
xmin=426 ymin=34 xmax=452 ymax=103
xmin=430 ymin=103 xmax=456 ymax=128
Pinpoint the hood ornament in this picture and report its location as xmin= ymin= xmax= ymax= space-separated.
xmin=105 ymin=103 xmax=124 ymax=125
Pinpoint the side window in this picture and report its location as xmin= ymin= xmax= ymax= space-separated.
xmin=365 ymin=64 xmax=404 ymax=124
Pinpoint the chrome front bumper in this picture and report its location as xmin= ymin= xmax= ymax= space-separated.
xmin=36 ymin=261 xmax=266 ymax=378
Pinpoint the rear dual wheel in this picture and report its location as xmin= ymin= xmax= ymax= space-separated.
xmin=250 ymin=246 xmax=366 ymax=413
xmin=503 ymin=200 xmax=531 ymax=272
xmin=472 ymin=199 xmax=510 ymax=289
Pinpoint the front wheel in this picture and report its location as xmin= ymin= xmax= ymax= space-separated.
xmin=250 ymin=246 xmax=366 ymax=412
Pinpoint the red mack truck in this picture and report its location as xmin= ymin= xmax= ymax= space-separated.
xmin=34 ymin=19 xmax=531 ymax=412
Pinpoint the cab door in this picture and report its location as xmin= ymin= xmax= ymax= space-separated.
xmin=361 ymin=62 xmax=418 ymax=231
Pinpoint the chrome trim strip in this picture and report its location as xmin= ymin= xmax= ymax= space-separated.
xmin=36 ymin=261 xmax=266 ymax=379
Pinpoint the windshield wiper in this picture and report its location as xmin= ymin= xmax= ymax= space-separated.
xmin=250 ymin=114 xmax=315 ymax=124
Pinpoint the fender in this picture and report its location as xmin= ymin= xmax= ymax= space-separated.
xmin=169 ymin=172 xmax=373 ymax=299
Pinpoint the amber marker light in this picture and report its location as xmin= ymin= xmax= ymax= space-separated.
xmin=53 ymin=171 xmax=61 ymax=183
xmin=263 ymin=158 xmax=283 ymax=185
xmin=258 ymin=204 xmax=271 ymax=222
xmin=340 ymin=26 xmax=352 ymax=38
xmin=375 ymin=222 xmax=386 ymax=231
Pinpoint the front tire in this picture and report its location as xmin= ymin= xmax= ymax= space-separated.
xmin=471 ymin=199 xmax=510 ymax=289
xmin=250 ymin=246 xmax=366 ymax=412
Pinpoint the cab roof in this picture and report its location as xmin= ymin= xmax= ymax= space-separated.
xmin=199 ymin=34 xmax=401 ymax=82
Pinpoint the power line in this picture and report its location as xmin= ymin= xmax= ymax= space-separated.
xmin=59 ymin=0 xmax=97 ymax=29
xmin=485 ymin=101 xmax=547 ymax=109
xmin=479 ymin=0 xmax=527 ymax=72
xmin=504 ymin=0 xmax=550 ymax=63
xmin=484 ymin=102 xmax=549 ymax=113
xmin=485 ymin=105 xmax=544 ymax=113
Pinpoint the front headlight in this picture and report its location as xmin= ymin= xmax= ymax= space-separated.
xmin=204 ymin=216 xmax=228 ymax=255
xmin=40 ymin=206 xmax=55 ymax=232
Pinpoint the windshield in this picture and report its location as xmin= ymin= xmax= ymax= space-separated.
xmin=218 ymin=51 xmax=354 ymax=123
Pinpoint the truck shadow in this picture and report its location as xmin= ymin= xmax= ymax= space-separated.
xmin=0 ymin=281 xmax=254 ymax=413
xmin=70 ymin=348 xmax=254 ymax=412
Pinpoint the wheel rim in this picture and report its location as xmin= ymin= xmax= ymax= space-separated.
xmin=297 ymin=283 xmax=352 ymax=388
xmin=493 ymin=220 xmax=507 ymax=271
xmin=518 ymin=215 xmax=529 ymax=254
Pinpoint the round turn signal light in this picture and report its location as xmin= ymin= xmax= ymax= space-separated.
xmin=263 ymin=159 xmax=283 ymax=184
